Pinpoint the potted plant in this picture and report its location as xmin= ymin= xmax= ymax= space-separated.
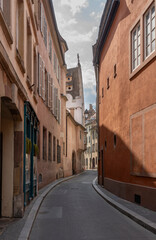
xmin=26 ymin=137 xmax=32 ymax=154
xmin=34 ymin=143 xmax=39 ymax=157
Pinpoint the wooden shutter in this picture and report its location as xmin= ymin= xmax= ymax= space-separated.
xmin=38 ymin=54 xmax=42 ymax=96
xmin=50 ymin=77 xmax=53 ymax=110
xmin=58 ymin=99 xmax=61 ymax=124
xmin=56 ymin=89 xmax=58 ymax=119
xmin=34 ymin=0 xmax=39 ymax=27
xmin=52 ymin=81 xmax=54 ymax=114
xmin=58 ymin=66 xmax=61 ymax=84
xmin=0 ymin=0 xmax=3 ymax=10
xmin=48 ymin=74 xmax=51 ymax=108
xmin=54 ymin=88 xmax=56 ymax=117
xmin=44 ymin=16 xmax=47 ymax=47
xmin=41 ymin=2 xmax=44 ymax=34
xmin=42 ymin=61 xmax=45 ymax=100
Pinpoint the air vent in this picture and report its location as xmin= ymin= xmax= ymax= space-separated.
xmin=134 ymin=194 xmax=141 ymax=204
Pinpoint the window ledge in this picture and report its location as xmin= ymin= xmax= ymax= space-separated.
xmin=16 ymin=48 xmax=26 ymax=74
xmin=33 ymin=93 xmax=38 ymax=103
xmin=0 ymin=8 xmax=13 ymax=45
xmin=26 ymin=76 xmax=33 ymax=91
xmin=130 ymin=51 xmax=156 ymax=80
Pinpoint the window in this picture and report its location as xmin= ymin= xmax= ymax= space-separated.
xmin=49 ymin=33 xmax=52 ymax=61
xmin=0 ymin=0 xmax=11 ymax=27
xmin=48 ymin=132 xmax=52 ymax=161
xmin=107 ymin=78 xmax=110 ymax=89
xmin=63 ymin=142 xmax=65 ymax=155
xmin=92 ymin=144 xmax=95 ymax=152
xmin=144 ymin=4 xmax=155 ymax=58
xmin=43 ymin=15 xmax=47 ymax=47
xmin=40 ymin=2 xmax=47 ymax=47
xmin=57 ymin=140 xmax=61 ymax=163
xmin=33 ymin=48 xmax=38 ymax=96
xmin=93 ymin=130 xmax=95 ymax=139
xmin=16 ymin=0 xmax=24 ymax=60
xmin=0 ymin=0 xmax=3 ymax=10
xmin=102 ymin=87 xmax=104 ymax=98
xmin=54 ymin=88 xmax=58 ymax=118
xmin=53 ymin=136 xmax=56 ymax=161
xmin=27 ymin=19 xmax=32 ymax=83
xmin=67 ymin=86 xmax=72 ymax=91
xmin=114 ymin=134 xmax=117 ymax=148
xmin=58 ymin=99 xmax=61 ymax=124
xmin=105 ymin=139 xmax=107 ymax=151
xmin=53 ymin=51 xmax=57 ymax=73
xmin=132 ymin=23 xmax=141 ymax=71
xmin=114 ymin=64 xmax=117 ymax=78
xmin=43 ymin=127 xmax=47 ymax=160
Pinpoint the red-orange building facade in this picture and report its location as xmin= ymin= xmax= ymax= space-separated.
xmin=93 ymin=0 xmax=156 ymax=210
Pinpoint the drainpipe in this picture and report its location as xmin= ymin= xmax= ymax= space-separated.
xmin=96 ymin=64 xmax=100 ymax=183
xmin=23 ymin=104 xmax=26 ymax=207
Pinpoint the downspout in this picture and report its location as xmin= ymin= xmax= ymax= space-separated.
xmin=96 ymin=64 xmax=100 ymax=184
xmin=23 ymin=104 xmax=26 ymax=207
xmin=66 ymin=112 xmax=68 ymax=157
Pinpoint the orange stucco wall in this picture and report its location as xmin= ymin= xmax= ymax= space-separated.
xmin=98 ymin=0 xmax=156 ymax=210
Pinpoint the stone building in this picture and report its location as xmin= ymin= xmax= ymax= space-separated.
xmin=65 ymin=55 xmax=86 ymax=175
xmin=84 ymin=105 xmax=98 ymax=170
xmin=93 ymin=0 xmax=156 ymax=210
xmin=0 ymin=0 xmax=68 ymax=217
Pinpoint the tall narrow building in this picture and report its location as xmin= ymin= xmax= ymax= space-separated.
xmin=65 ymin=55 xmax=86 ymax=175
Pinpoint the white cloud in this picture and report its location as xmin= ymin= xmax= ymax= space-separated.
xmin=60 ymin=0 xmax=89 ymax=15
xmin=56 ymin=13 xmax=77 ymax=30
xmin=90 ymin=11 xmax=95 ymax=17
xmin=63 ymin=26 xmax=97 ymax=44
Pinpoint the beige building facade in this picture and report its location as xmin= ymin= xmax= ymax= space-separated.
xmin=84 ymin=106 xmax=98 ymax=170
xmin=0 ymin=0 xmax=75 ymax=218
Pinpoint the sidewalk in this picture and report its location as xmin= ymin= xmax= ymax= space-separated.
xmin=0 ymin=174 xmax=82 ymax=240
xmin=92 ymin=177 xmax=156 ymax=235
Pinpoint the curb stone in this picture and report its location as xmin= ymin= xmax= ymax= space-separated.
xmin=18 ymin=172 xmax=84 ymax=240
xmin=92 ymin=177 xmax=156 ymax=235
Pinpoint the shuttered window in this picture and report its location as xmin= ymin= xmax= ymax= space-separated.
xmin=0 ymin=0 xmax=3 ymax=10
xmin=58 ymin=66 xmax=61 ymax=84
xmin=50 ymin=77 xmax=53 ymax=112
xmin=53 ymin=52 xmax=57 ymax=73
xmin=42 ymin=61 xmax=45 ymax=100
xmin=40 ymin=2 xmax=44 ymax=34
xmin=54 ymin=88 xmax=57 ymax=117
xmin=48 ymin=73 xmax=51 ymax=108
xmin=43 ymin=16 xmax=47 ymax=47
xmin=49 ymin=33 xmax=52 ymax=61
xmin=58 ymin=99 xmax=61 ymax=124
xmin=38 ymin=54 xmax=42 ymax=96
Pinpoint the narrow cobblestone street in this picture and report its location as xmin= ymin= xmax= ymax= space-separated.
xmin=29 ymin=171 xmax=155 ymax=240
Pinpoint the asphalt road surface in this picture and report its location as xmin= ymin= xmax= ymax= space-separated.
xmin=29 ymin=171 xmax=156 ymax=240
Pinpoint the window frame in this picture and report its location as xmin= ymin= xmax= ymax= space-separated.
xmin=131 ymin=22 xmax=141 ymax=71
xmin=144 ymin=3 xmax=155 ymax=59
xmin=129 ymin=0 xmax=156 ymax=80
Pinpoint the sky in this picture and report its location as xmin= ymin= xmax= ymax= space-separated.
xmin=53 ymin=0 xmax=106 ymax=110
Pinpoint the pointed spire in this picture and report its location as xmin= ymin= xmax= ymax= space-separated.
xmin=77 ymin=53 xmax=80 ymax=66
